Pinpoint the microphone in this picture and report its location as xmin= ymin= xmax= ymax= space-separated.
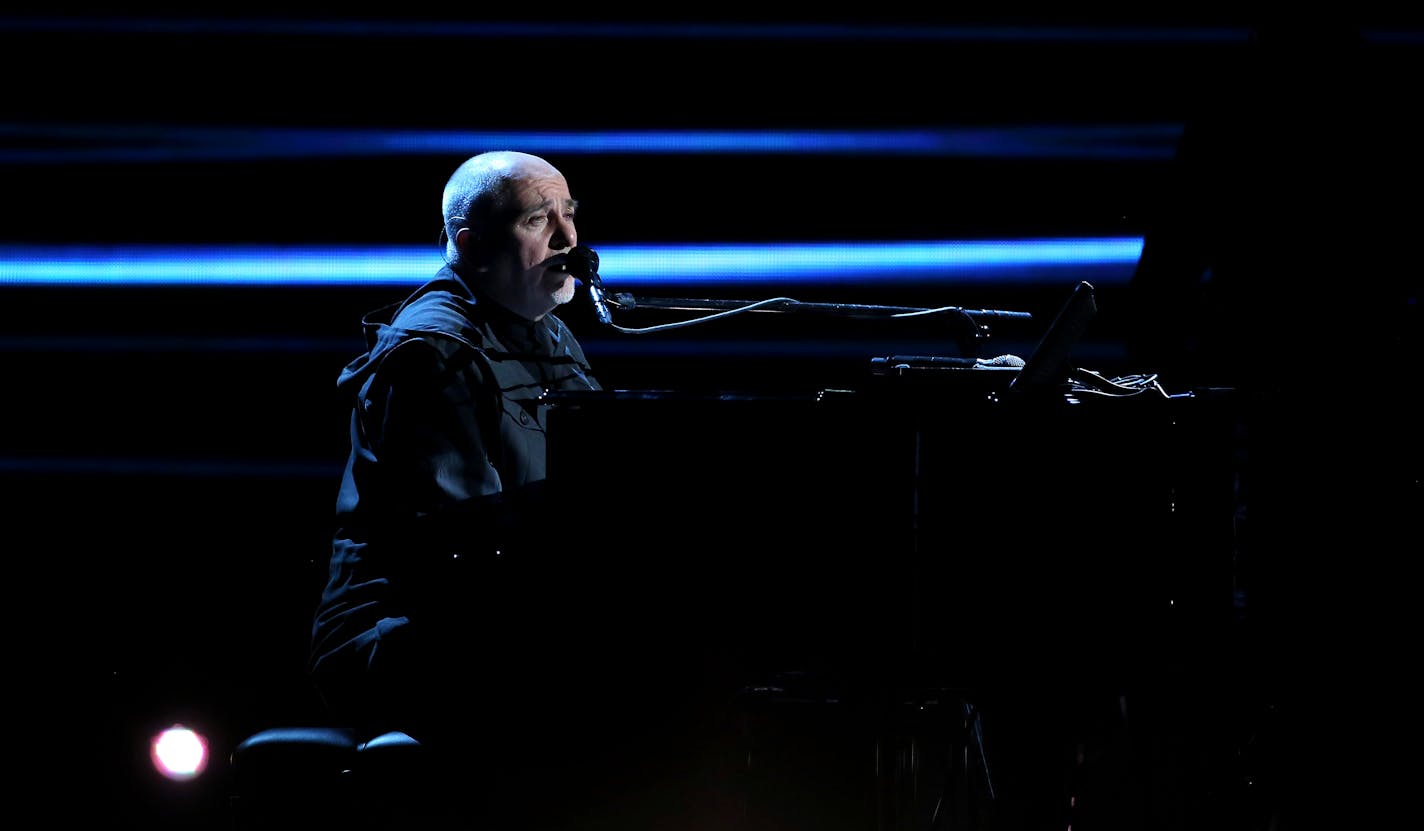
xmin=566 ymin=245 xmax=613 ymax=326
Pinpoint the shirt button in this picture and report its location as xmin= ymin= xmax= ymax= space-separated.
xmin=519 ymin=411 xmax=530 ymax=425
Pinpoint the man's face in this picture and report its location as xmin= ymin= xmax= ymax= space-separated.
xmin=484 ymin=170 xmax=579 ymax=321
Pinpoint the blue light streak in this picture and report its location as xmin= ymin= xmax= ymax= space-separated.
xmin=0 ymin=17 xmax=1255 ymax=44
xmin=0 ymin=123 xmax=1184 ymax=164
xmin=0 ymin=239 xmax=1144 ymax=288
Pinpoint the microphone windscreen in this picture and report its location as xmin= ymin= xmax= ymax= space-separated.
xmin=983 ymin=354 xmax=1027 ymax=367
xmin=567 ymin=245 xmax=599 ymax=279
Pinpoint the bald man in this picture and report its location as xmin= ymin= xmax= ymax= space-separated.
xmin=309 ymin=151 xmax=606 ymax=827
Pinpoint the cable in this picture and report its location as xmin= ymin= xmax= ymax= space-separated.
xmin=594 ymin=296 xmax=801 ymax=334
xmin=1067 ymin=368 xmax=1170 ymax=399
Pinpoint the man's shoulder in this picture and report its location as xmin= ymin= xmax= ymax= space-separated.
xmin=393 ymin=284 xmax=479 ymax=332
xmin=365 ymin=333 xmax=500 ymax=402
xmin=384 ymin=276 xmax=504 ymax=355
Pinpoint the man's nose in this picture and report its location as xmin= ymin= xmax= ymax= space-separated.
xmin=551 ymin=217 xmax=575 ymax=250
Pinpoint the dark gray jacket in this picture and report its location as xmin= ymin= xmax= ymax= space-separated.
xmin=309 ymin=266 xmax=600 ymax=724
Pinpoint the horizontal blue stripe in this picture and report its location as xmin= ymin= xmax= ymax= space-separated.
xmin=0 ymin=238 xmax=1143 ymax=288
xmin=0 ymin=123 xmax=1184 ymax=163
xmin=0 ymin=335 xmax=361 ymax=353
xmin=0 ymin=17 xmax=1256 ymax=43
xmin=0 ymin=334 xmax=1129 ymax=360
xmin=6 ymin=17 xmax=1415 ymax=45
xmin=0 ymin=456 xmax=339 ymax=478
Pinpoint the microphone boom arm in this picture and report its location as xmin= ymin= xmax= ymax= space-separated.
xmin=607 ymin=293 xmax=1031 ymax=356
xmin=609 ymin=293 xmax=1030 ymax=321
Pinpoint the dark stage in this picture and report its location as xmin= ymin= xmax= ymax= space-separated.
xmin=4 ymin=8 xmax=1419 ymax=830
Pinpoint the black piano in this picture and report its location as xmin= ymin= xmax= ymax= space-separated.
xmin=540 ymin=376 xmax=1242 ymax=831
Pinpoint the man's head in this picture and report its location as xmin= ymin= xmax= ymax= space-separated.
xmin=441 ymin=151 xmax=579 ymax=321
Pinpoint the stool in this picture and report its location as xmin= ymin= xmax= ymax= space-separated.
xmin=229 ymin=726 xmax=427 ymax=830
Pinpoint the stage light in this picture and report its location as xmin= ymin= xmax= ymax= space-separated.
xmin=150 ymin=723 xmax=209 ymax=782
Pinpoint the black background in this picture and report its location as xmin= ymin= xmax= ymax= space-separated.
xmin=4 ymin=7 xmax=1420 ymax=829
